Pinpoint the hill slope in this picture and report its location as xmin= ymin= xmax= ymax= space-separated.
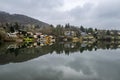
xmin=0 ymin=11 xmax=49 ymax=27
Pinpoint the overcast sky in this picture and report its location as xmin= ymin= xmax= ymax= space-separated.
xmin=0 ymin=0 xmax=120 ymax=29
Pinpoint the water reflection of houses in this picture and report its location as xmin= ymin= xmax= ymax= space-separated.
xmin=64 ymin=42 xmax=76 ymax=48
xmin=1 ymin=41 xmax=120 ymax=65
xmin=0 ymin=42 xmax=55 ymax=65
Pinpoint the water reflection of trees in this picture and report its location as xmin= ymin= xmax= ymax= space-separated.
xmin=0 ymin=41 xmax=120 ymax=65
xmin=52 ymin=41 xmax=120 ymax=54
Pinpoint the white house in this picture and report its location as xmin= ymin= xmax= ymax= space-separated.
xmin=64 ymin=31 xmax=76 ymax=37
xmin=7 ymin=32 xmax=18 ymax=38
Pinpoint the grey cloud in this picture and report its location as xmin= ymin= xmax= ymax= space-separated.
xmin=0 ymin=0 xmax=62 ymax=9
xmin=0 ymin=0 xmax=64 ymax=24
xmin=68 ymin=0 xmax=120 ymax=29
xmin=0 ymin=0 xmax=120 ymax=29
xmin=68 ymin=3 xmax=95 ymax=27
xmin=69 ymin=3 xmax=94 ymax=19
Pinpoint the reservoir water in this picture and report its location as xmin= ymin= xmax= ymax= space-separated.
xmin=0 ymin=41 xmax=120 ymax=80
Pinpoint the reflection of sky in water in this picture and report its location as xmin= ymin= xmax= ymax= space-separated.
xmin=0 ymin=49 xmax=120 ymax=80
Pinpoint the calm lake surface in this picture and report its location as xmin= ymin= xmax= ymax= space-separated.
xmin=0 ymin=41 xmax=120 ymax=80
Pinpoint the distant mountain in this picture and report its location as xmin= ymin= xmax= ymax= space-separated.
xmin=0 ymin=11 xmax=49 ymax=27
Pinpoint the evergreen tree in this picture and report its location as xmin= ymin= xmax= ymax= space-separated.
xmin=65 ymin=23 xmax=70 ymax=28
xmin=106 ymin=30 xmax=110 ymax=35
xmin=80 ymin=26 xmax=85 ymax=32
xmin=14 ymin=22 xmax=19 ymax=31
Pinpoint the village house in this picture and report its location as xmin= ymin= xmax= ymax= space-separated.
xmin=87 ymin=33 xmax=95 ymax=40
xmin=80 ymin=31 xmax=96 ymax=41
xmin=117 ymin=32 xmax=120 ymax=35
xmin=33 ymin=32 xmax=42 ymax=39
xmin=5 ymin=31 xmax=24 ymax=42
xmin=117 ymin=31 xmax=120 ymax=39
xmin=81 ymin=32 xmax=87 ymax=37
xmin=64 ymin=30 xmax=76 ymax=37
xmin=7 ymin=32 xmax=18 ymax=38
